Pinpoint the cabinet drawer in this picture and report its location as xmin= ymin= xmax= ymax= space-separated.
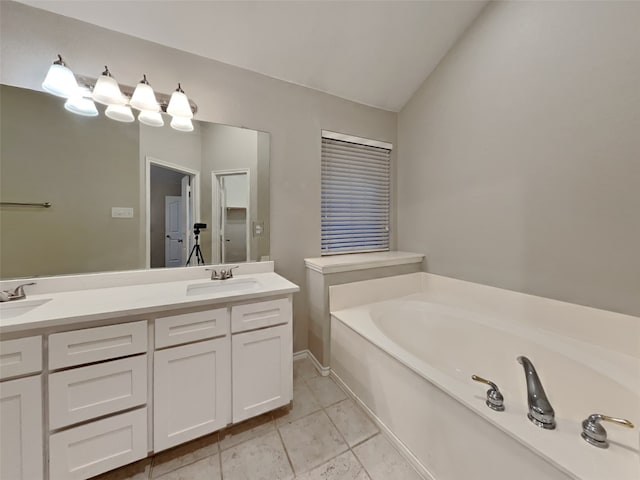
xmin=231 ymin=298 xmax=291 ymax=333
xmin=155 ymin=308 xmax=229 ymax=349
xmin=0 ymin=336 xmax=42 ymax=380
xmin=49 ymin=355 xmax=147 ymax=429
xmin=49 ymin=407 xmax=147 ymax=480
xmin=49 ymin=321 xmax=147 ymax=369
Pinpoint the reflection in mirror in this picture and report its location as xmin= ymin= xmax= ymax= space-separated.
xmin=0 ymin=84 xmax=270 ymax=279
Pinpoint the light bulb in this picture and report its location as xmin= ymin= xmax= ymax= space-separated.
xmin=92 ymin=66 xmax=126 ymax=106
xmin=42 ymin=55 xmax=78 ymax=98
xmin=105 ymin=104 xmax=135 ymax=123
xmin=138 ymin=110 xmax=164 ymax=127
xmin=166 ymin=83 xmax=193 ymax=119
xmin=170 ymin=116 xmax=194 ymax=132
xmin=130 ymin=74 xmax=160 ymax=112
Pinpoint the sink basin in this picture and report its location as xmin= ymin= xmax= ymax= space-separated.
xmin=0 ymin=298 xmax=52 ymax=320
xmin=186 ymin=278 xmax=260 ymax=297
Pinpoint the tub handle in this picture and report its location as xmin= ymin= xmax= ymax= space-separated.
xmin=471 ymin=375 xmax=505 ymax=412
xmin=581 ymin=413 xmax=635 ymax=448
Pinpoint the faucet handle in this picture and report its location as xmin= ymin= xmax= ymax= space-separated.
xmin=12 ymin=282 xmax=36 ymax=297
xmin=472 ymin=375 xmax=505 ymax=412
xmin=581 ymin=413 xmax=635 ymax=448
xmin=205 ymin=268 xmax=219 ymax=280
xmin=227 ymin=265 xmax=239 ymax=278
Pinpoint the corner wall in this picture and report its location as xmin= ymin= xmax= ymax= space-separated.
xmin=397 ymin=1 xmax=640 ymax=315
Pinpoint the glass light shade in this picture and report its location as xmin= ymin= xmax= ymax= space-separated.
xmin=130 ymin=82 xmax=160 ymax=112
xmin=64 ymin=93 xmax=98 ymax=117
xmin=105 ymin=104 xmax=135 ymax=123
xmin=42 ymin=63 xmax=78 ymax=98
xmin=93 ymin=74 xmax=126 ymax=106
xmin=167 ymin=90 xmax=193 ymax=119
xmin=170 ymin=116 xmax=194 ymax=132
xmin=138 ymin=110 xmax=164 ymax=127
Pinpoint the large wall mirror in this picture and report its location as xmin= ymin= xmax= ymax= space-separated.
xmin=0 ymin=84 xmax=270 ymax=280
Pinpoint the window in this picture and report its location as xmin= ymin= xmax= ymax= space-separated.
xmin=321 ymin=131 xmax=392 ymax=255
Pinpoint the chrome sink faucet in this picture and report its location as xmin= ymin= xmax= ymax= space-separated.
xmin=205 ymin=266 xmax=238 ymax=280
xmin=517 ymin=356 xmax=556 ymax=429
xmin=0 ymin=282 xmax=36 ymax=302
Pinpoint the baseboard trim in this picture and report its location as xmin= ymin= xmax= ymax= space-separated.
xmin=330 ymin=370 xmax=435 ymax=480
xmin=292 ymin=349 xmax=330 ymax=376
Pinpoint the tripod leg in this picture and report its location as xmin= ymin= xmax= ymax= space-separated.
xmin=195 ymin=245 xmax=205 ymax=265
xmin=186 ymin=244 xmax=197 ymax=266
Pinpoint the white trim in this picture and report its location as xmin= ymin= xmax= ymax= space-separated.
xmin=211 ymin=169 xmax=251 ymax=265
xmin=331 ymin=369 xmax=433 ymax=480
xmin=145 ymin=156 xmax=201 ymax=269
xmin=321 ymin=129 xmax=393 ymax=150
xmin=304 ymin=251 xmax=424 ymax=274
xmin=292 ymin=349 xmax=331 ymax=377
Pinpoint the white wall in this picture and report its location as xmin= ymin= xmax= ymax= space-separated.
xmin=398 ymin=1 xmax=640 ymax=315
xmin=0 ymin=1 xmax=397 ymax=350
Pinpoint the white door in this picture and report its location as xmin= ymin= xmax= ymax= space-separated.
xmin=232 ymin=324 xmax=292 ymax=423
xmin=0 ymin=375 xmax=44 ymax=480
xmin=219 ymin=181 xmax=227 ymax=263
xmin=154 ymin=338 xmax=231 ymax=452
xmin=165 ymin=196 xmax=183 ymax=267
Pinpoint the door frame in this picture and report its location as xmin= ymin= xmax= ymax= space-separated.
xmin=211 ymin=169 xmax=250 ymax=265
xmin=145 ymin=156 xmax=200 ymax=268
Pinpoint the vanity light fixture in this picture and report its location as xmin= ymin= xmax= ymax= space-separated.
xmin=170 ymin=115 xmax=194 ymax=132
xmin=41 ymin=55 xmax=198 ymax=132
xmin=42 ymin=55 xmax=78 ymax=98
xmin=92 ymin=66 xmax=126 ymax=106
xmin=167 ymin=83 xmax=194 ymax=119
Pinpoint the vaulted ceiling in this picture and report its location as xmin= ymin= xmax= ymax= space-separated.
xmin=17 ymin=1 xmax=488 ymax=112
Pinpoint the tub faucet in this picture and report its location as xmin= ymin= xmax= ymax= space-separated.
xmin=517 ymin=356 xmax=556 ymax=429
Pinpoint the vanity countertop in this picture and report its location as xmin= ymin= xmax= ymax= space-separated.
xmin=0 ymin=272 xmax=299 ymax=335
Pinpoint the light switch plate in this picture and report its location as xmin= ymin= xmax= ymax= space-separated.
xmin=112 ymin=207 xmax=134 ymax=218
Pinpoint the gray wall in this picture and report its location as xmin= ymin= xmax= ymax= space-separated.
xmin=0 ymin=1 xmax=397 ymax=351
xmin=397 ymin=1 xmax=640 ymax=316
xmin=0 ymin=85 xmax=142 ymax=278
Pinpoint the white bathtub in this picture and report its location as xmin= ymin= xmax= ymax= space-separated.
xmin=329 ymin=273 xmax=639 ymax=480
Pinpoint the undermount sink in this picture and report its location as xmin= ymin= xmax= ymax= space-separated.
xmin=0 ymin=298 xmax=52 ymax=320
xmin=186 ymin=278 xmax=260 ymax=296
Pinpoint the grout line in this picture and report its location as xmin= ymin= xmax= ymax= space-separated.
xmin=275 ymin=424 xmax=297 ymax=478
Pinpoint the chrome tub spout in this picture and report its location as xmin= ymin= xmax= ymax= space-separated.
xmin=517 ymin=356 xmax=556 ymax=429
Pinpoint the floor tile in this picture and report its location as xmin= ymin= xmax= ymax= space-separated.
xmin=295 ymin=451 xmax=370 ymax=480
xmin=151 ymin=432 xmax=219 ymax=478
xmin=305 ymin=375 xmax=347 ymax=408
xmin=90 ymin=458 xmax=151 ymax=480
xmin=278 ymin=410 xmax=348 ymax=475
xmin=154 ymin=455 xmax=220 ymax=480
xmin=273 ymin=381 xmax=321 ymax=425
xmin=293 ymin=357 xmax=319 ymax=382
xmin=353 ymin=435 xmax=422 ymax=480
xmin=325 ymin=399 xmax=378 ymax=447
xmin=220 ymin=430 xmax=293 ymax=480
xmin=219 ymin=411 xmax=274 ymax=451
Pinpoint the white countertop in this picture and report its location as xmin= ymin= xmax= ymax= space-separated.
xmin=0 ymin=272 xmax=299 ymax=334
xmin=304 ymin=251 xmax=424 ymax=274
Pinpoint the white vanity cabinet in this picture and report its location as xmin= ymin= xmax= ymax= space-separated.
xmin=0 ymin=335 xmax=44 ymax=480
xmin=153 ymin=308 xmax=231 ymax=451
xmin=48 ymin=322 xmax=148 ymax=480
xmin=231 ymin=297 xmax=293 ymax=423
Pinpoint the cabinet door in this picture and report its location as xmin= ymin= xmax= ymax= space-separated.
xmin=232 ymin=324 xmax=292 ymax=423
xmin=0 ymin=375 xmax=43 ymax=480
xmin=154 ymin=338 xmax=231 ymax=452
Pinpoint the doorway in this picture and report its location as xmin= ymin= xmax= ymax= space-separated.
xmin=146 ymin=157 xmax=200 ymax=268
xmin=212 ymin=169 xmax=250 ymax=264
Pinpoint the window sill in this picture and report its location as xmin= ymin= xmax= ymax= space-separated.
xmin=304 ymin=251 xmax=424 ymax=275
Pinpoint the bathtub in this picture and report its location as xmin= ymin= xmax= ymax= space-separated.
xmin=329 ymin=273 xmax=639 ymax=480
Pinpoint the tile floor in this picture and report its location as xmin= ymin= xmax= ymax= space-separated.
xmin=91 ymin=357 xmax=423 ymax=480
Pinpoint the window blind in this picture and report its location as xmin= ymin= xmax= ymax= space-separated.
xmin=321 ymin=136 xmax=391 ymax=254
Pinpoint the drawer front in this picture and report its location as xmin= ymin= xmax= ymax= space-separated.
xmin=0 ymin=336 xmax=42 ymax=380
xmin=49 ymin=407 xmax=147 ymax=480
xmin=49 ymin=355 xmax=147 ymax=429
xmin=155 ymin=308 xmax=229 ymax=349
xmin=231 ymin=298 xmax=291 ymax=333
xmin=49 ymin=321 xmax=147 ymax=369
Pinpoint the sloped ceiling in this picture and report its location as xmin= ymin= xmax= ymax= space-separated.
xmin=17 ymin=0 xmax=488 ymax=111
